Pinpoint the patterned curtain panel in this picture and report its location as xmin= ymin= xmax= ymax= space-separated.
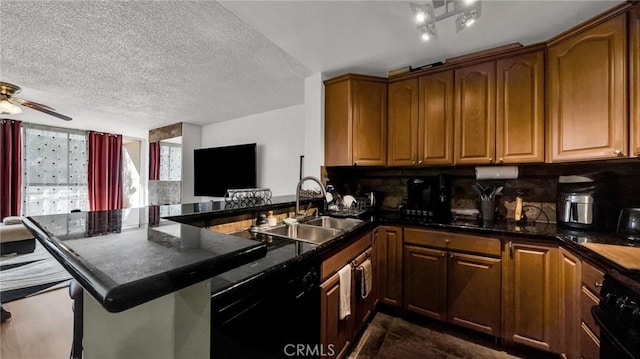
xmin=22 ymin=124 xmax=88 ymax=216
xmin=88 ymin=131 xmax=123 ymax=211
xmin=0 ymin=119 xmax=22 ymax=218
xmin=149 ymin=141 xmax=160 ymax=181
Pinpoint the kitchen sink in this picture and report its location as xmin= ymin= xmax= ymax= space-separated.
xmin=302 ymin=216 xmax=364 ymax=232
xmin=256 ymin=223 xmax=341 ymax=245
xmin=254 ymin=216 xmax=363 ymax=245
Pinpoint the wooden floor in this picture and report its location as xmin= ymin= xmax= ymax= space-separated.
xmin=0 ymin=288 xmax=73 ymax=359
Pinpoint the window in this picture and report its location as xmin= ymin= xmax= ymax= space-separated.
xmin=22 ymin=124 xmax=89 ymax=215
xmin=159 ymin=142 xmax=181 ymax=181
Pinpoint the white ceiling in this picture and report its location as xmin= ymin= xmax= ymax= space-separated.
xmin=0 ymin=0 xmax=623 ymax=137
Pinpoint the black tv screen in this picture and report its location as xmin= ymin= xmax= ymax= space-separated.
xmin=194 ymin=143 xmax=257 ymax=197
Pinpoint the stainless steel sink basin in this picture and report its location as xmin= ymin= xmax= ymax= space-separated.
xmin=302 ymin=216 xmax=363 ymax=232
xmin=257 ymin=223 xmax=341 ymax=245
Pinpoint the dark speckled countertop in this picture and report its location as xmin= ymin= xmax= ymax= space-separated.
xmin=24 ymin=207 xmax=268 ymax=312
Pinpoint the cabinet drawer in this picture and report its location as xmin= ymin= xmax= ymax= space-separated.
xmin=580 ymin=322 xmax=600 ymax=359
xmin=582 ymin=261 xmax=604 ymax=295
xmin=446 ymin=232 xmax=501 ymax=257
xmin=581 ymin=286 xmax=600 ymax=337
xmin=404 ymin=228 xmax=448 ymax=249
xmin=322 ymin=231 xmax=372 ymax=281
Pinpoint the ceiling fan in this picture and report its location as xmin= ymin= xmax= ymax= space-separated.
xmin=0 ymin=81 xmax=72 ymax=121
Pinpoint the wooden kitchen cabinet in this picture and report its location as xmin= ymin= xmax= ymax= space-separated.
xmin=503 ymin=240 xmax=559 ymax=353
xmin=580 ymin=260 xmax=605 ymax=359
xmin=403 ymin=245 xmax=447 ymax=320
xmin=496 ymin=51 xmax=545 ymax=163
xmin=558 ymin=247 xmax=581 ymax=359
xmin=387 ymin=78 xmax=418 ymax=166
xmin=324 ymin=74 xmax=388 ymax=166
xmin=547 ymin=13 xmax=628 ymax=162
xmin=454 ymin=61 xmax=496 ymax=165
xmin=448 ymin=252 xmax=501 ymax=336
xmin=387 ymin=71 xmax=454 ymax=166
xmin=320 ymin=231 xmax=374 ymax=359
xmin=419 ymin=71 xmax=455 ymax=165
xmin=375 ymin=226 xmax=403 ymax=307
xmin=320 ymin=271 xmax=353 ymax=359
xmin=631 ymin=3 xmax=640 ymax=157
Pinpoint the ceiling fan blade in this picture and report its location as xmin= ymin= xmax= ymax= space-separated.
xmin=11 ymin=96 xmax=57 ymax=111
xmin=12 ymin=97 xmax=72 ymax=121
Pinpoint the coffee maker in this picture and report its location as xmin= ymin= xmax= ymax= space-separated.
xmin=404 ymin=175 xmax=451 ymax=221
xmin=556 ymin=173 xmax=616 ymax=231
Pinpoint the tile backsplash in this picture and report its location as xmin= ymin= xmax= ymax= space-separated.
xmin=325 ymin=160 xmax=640 ymax=225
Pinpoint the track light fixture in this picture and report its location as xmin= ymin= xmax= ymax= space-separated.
xmin=410 ymin=0 xmax=482 ymax=41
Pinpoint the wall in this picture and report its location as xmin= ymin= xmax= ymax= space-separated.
xmin=303 ymin=73 xmax=325 ymax=179
xmin=200 ymin=104 xmax=305 ymax=197
xmin=181 ymin=123 xmax=202 ymax=204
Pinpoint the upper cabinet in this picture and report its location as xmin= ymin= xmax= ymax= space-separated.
xmin=325 ymin=74 xmax=388 ymax=166
xmin=631 ymin=3 xmax=640 ymax=157
xmin=496 ymin=51 xmax=545 ymax=163
xmin=547 ymin=14 xmax=628 ymax=162
xmin=454 ymin=61 xmax=496 ymax=165
xmin=454 ymin=50 xmax=545 ymax=165
xmin=387 ymin=71 xmax=454 ymax=167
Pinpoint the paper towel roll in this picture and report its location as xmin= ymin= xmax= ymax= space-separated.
xmin=475 ymin=166 xmax=518 ymax=180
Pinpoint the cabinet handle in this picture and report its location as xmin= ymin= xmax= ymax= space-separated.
xmin=595 ymin=282 xmax=603 ymax=288
xmin=508 ymin=241 xmax=513 ymax=258
xmin=613 ymin=150 xmax=623 ymax=157
xmin=412 ymin=161 xmax=416 ymax=165
xmin=418 ymin=160 xmax=423 ymax=165
xmin=498 ymin=158 xmax=504 ymax=163
xmin=354 ymin=161 xmax=358 ymax=166
xmin=488 ymin=157 xmax=493 ymax=163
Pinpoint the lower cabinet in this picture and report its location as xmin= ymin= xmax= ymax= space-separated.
xmin=320 ymin=231 xmax=375 ymax=359
xmin=580 ymin=260 xmax=605 ymax=359
xmin=448 ymin=252 xmax=501 ymax=336
xmin=503 ymin=240 xmax=560 ymax=353
xmin=375 ymin=226 xmax=403 ymax=307
xmin=559 ymin=247 xmax=582 ymax=359
xmin=402 ymin=228 xmax=502 ymax=337
xmin=404 ymin=245 xmax=447 ymax=320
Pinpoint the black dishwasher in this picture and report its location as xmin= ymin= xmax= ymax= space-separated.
xmin=210 ymin=258 xmax=321 ymax=359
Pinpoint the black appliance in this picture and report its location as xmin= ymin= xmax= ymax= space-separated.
xmin=402 ymin=175 xmax=451 ymax=221
xmin=210 ymin=258 xmax=321 ymax=359
xmin=592 ymin=270 xmax=640 ymax=359
xmin=556 ymin=173 xmax=616 ymax=231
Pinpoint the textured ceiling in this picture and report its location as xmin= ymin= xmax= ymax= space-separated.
xmin=0 ymin=1 xmax=312 ymax=136
xmin=0 ymin=0 xmax=624 ymax=137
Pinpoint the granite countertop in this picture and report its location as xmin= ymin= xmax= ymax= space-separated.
xmin=24 ymin=207 xmax=268 ymax=312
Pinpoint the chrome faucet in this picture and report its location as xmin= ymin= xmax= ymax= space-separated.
xmin=295 ymin=176 xmax=327 ymax=217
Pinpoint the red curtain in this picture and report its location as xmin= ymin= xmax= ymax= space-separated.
xmin=88 ymin=131 xmax=123 ymax=211
xmin=0 ymin=119 xmax=22 ymax=218
xmin=149 ymin=141 xmax=160 ymax=180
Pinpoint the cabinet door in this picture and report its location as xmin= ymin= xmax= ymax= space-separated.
xmin=496 ymin=51 xmax=545 ymax=164
xmin=580 ymin=323 xmax=600 ymax=359
xmin=454 ymin=61 xmax=496 ymax=165
xmin=419 ymin=70 xmax=454 ymax=165
xmin=388 ymin=78 xmax=418 ymax=166
xmin=547 ymin=14 xmax=627 ymax=162
xmin=558 ymin=247 xmax=581 ymax=359
xmin=375 ymin=226 xmax=403 ymax=307
xmin=631 ymin=4 xmax=640 ymax=156
xmin=448 ymin=252 xmax=501 ymax=336
xmin=503 ymin=241 xmax=559 ymax=352
xmin=353 ymin=248 xmax=375 ymax=337
xmin=403 ymin=245 xmax=447 ymax=320
xmin=324 ymin=78 xmax=352 ymax=166
xmin=352 ymin=79 xmax=388 ymax=166
xmin=320 ymin=272 xmax=353 ymax=359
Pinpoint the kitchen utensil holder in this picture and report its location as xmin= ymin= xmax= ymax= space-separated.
xmin=479 ymin=199 xmax=496 ymax=221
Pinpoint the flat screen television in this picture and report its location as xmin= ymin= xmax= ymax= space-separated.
xmin=194 ymin=143 xmax=257 ymax=197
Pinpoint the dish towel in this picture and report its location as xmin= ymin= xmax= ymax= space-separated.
xmin=359 ymin=259 xmax=372 ymax=299
xmin=338 ymin=264 xmax=351 ymax=320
